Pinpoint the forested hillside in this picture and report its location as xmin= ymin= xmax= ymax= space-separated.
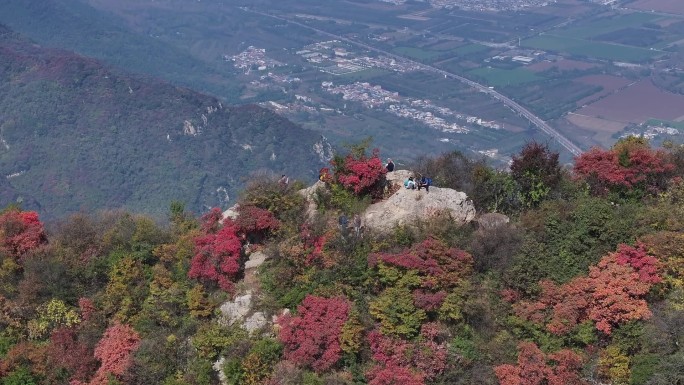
xmin=0 ymin=0 xmax=244 ymax=101
xmin=1 ymin=138 xmax=683 ymax=385
xmin=0 ymin=25 xmax=328 ymax=220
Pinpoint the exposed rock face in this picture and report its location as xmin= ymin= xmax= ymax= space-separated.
xmin=222 ymin=203 xmax=239 ymax=221
xmin=362 ymin=170 xmax=476 ymax=233
xmin=298 ymin=180 xmax=326 ymax=220
xmin=245 ymin=250 xmax=267 ymax=270
xmin=218 ymin=250 xmax=271 ymax=334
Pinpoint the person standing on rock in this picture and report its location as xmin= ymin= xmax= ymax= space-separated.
xmin=338 ymin=214 xmax=349 ymax=237
xmin=385 ymin=158 xmax=395 ymax=172
xmin=278 ymin=174 xmax=289 ymax=187
xmin=353 ymin=214 xmax=362 ymax=238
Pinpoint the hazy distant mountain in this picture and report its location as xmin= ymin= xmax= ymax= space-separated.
xmin=0 ymin=0 xmax=244 ymax=102
xmin=0 ymin=25 xmax=329 ymax=220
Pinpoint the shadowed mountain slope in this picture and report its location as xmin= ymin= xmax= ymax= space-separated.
xmin=0 ymin=26 xmax=328 ymax=219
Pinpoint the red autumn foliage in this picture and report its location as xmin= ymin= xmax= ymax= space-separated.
xmin=413 ymin=323 xmax=449 ymax=379
xmin=494 ymin=342 xmax=586 ymax=385
xmin=613 ymin=242 xmax=661 ymax=284
xmin=573 ymin=145 xmax=674 ymax=196
xmin=78 ymin=297 xmax=96 ymax=322
xmin=370 ymin=237 xmax=474 ymax=290
xmin=234 ymin=204 xmax=280 ymax=241
xmin=199 ymin=207 xmax=223 ymax=234
xmin=500 ymin=288 xmax=522 ymax=303
xmin=0 ymin=209 xmax=47 ymax=259
xmin=413 ymin=289 xmax=448 ymax=311
xmin=366 ymin=364 xmax=425 ymax=385
xmin=367 ymin=330 xmax=412 ymax=369
xmin=188 ymin=220 xmax=242 ymax=293
xmin=366 ymin=324 xmax=447 ymax=382
xmin=47 ymin=327 xmax=97 ymax=383
xmin=513 ymin=244 xmax=656 ymax=335
xmin=73 ymin=323 xmax=140 ymax=385
xmin=587 ymin=254 xmax=652 ymax=334
xmin=278 ymin=295 xmax=350 ymax=373
xmin=298 ymin=224 xmax=338 ymax=268
xmin=333 ymin=149 xmax=387 ymax=196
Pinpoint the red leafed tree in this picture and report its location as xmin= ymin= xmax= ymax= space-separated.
xmin=199 ymin=207 xmax=223 ymax=233
xmin=367 ymin=330 xmax=412 ymax=369
xmin=46 ymin=327 xmax=97 ymax=383
xmin=587 ymin=254 xmax=652 ymax=334
xmin=333 ymin=148 xmax=387 ymax=196
xmin=0 ymin=209 xmax=47 ymax=259
xmin=85 ymin=323 xmax=141 ymax=385
xmin=413 ymin=323 xmax=448 ymax=379
xmin=573 ymin=141 xmax=674 ymax=197
xmin=370 ymin=237 xmax=474 ymax=290
xmin=234 ymin=204 xmax=280 ymax=242
xmin=78 ymin=297 xmax=96 ymax=322
xmin=546 ymin=349 xmax=587 ymax=385
xmin=366 ymin=364 xmax=425 ymax=385
xmin=612 ymin=242 xmax=661 ymax=284
xmin=494 ymin=342 xmax=586 ymax=385
xmin=514 ymin=278 xmax=593 ymax=335
xmin=413 ymin=290 xmax=448 ymax=311
xmin=513 ymin=246 xmax=655 ymax=335
xmin=366 ymin=324 xmax=447 ymax=382
xmin=278 ymin=295 xmax=350 ymax=373
xmin=188 ymin=220 xmax=242 ymax=293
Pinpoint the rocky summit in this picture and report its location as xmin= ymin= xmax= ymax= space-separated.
xmin=362 ymin=169 xmax=476 ymax=233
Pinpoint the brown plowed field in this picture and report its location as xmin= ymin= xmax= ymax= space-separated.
xmin=575 ymin=75 xmax=633 ymax=106
xmin=577 ymin=79 xmax=684 ymax=123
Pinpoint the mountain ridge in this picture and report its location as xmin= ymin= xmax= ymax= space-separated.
xmin=0 ymin=25 xmax=330 ymax=220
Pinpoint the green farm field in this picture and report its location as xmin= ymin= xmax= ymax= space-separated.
xmin=523 ymin=35 xmax=659 ymax=62
xmin=468 ymin=67 xmax=543 ymax=87
xmin=554 ymin=12 xmax=659 ymax=39
xmin=646 ymin=119 xmax=684 ymax=130
xmin=393 ymin=46 xmax=444 ymax=61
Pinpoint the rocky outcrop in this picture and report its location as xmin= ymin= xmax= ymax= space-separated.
xmin=298 ymin=180 xmax=326 ymax=221
xmin=222 ymin=203 xmax=239 ymax=221
xmin=362 ymin=170 xmax=476 ymax=233
xmin=218 ymin=250 xmax=271 ymax=334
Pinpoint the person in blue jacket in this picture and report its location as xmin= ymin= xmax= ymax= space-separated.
xmin=418 ymin=176 xmax=432 ymax=192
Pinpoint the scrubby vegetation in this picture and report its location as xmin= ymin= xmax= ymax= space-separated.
xmin=1 ymin=139 xmax=684 ymax=385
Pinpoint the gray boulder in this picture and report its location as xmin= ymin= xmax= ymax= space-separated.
xmin=362 ymin=170 xmax=476 ymax=233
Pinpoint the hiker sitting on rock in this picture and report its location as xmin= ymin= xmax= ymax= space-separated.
xmin=418 ymin=176 xmax=432 ymax=192
xmin=404 ymin=176 xmax=416 ymax=190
